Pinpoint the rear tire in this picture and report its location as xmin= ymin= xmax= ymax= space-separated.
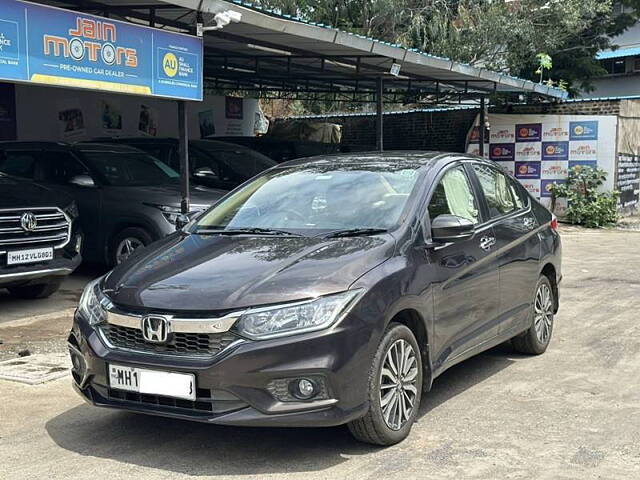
xmin=8 ymin=279 xmax=62 ymax=299
xmin=348 ymin=323 xmax=423 ymax=446
xmin=109 ymin=227 xmax=152 ymax=266
xmin=512 ymin=275 xmax=555 ymax=355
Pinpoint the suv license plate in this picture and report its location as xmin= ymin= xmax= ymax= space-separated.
xmin=7 ymin=247 xmax=54 ymax=265
xmin=108 ymin=364 xmax=196 ymax=400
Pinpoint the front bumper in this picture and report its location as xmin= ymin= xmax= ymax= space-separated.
xmin=68 ymin=312 xmax=372 ymax=427
xmin=0 ymin=249 xmax=81 ymax=287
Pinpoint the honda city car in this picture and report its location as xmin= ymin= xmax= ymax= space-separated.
xmin=68 ymin=152 xmax=561 ymax=445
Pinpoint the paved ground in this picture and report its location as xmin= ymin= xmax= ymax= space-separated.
xmin=1 ymin=227 xmax=639 ymax=480
xmin=0 ymin=264 xmax=107 ymax=325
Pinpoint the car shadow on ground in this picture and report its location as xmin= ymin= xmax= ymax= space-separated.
xmin=45 ymin=344 xmax=520 ymax=476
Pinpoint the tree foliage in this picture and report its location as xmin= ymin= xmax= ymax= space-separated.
xmin=256 ymin=0 xmax=640 ymax=94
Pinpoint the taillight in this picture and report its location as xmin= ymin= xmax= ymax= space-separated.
xmin=550 ymin=215 xmax=558 ymax=231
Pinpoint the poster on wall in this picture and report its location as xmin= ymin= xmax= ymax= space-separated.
xmin=101 ymin=100 xmax=122 ymax=134
xmin=225 ymin=97 xmax=243 ymax=119
xmin=617 ymin=153 xmax=640 ymax=210
xmin=467 ymin=114 xmax=618 ymax=214
xmin=57 ymin=99 xmax=85 ymax=139
xmin=138 ymin=104 xmax=157 ymax=136
xmin=198 ymin=110 xmax=215 ymax=138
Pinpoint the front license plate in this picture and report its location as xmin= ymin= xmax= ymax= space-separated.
xmin=7 ymin=247 xmax=54 ymax=265
xmin=108 ymin=364 xmax=196 ymax=401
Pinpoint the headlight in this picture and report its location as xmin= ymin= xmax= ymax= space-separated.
xmin=63 ymin=201 xmax=79 ymax=220
xmin=78 ymin=277 xmax=108 ymax=326
xmin=234 ymin=289 xmax=364 ymax=340
xmin=145 ymin=204 xmax=208 ymax=225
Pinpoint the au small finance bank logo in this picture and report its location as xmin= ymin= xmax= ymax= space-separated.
xmin=162 ymin=52 xmax=178 ymax=77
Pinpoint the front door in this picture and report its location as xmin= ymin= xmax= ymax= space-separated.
xmin=36 ymin=150 xmax=102 ymax=259
xmin=425 ymin=164 xmax=500 ymax=370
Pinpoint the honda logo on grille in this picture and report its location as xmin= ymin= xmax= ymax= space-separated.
xmin=141 ymin=315 xmax=169 ymax=343
xmin=20 ymin=212 xmax=37 ymax=232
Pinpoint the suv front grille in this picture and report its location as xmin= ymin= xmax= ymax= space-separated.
xmin=0 ymin=207 xmax=70 ymax=253
xmin=100 ymin=323 xmax=238 ymax=356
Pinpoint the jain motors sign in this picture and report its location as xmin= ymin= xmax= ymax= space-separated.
xmin=0 ymin=0 xmax=203 ymax=101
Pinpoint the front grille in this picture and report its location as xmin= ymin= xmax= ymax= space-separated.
xmin=100 ymin=323 xmax=238 ymax=356
xmin=0 ymin=207 xmax=70 ymax=253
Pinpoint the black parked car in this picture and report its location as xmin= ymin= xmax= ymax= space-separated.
xmin=69 ymin=152 xmax=561 ymax=445
xmin=213 ymin=136 xmax=347 ymax=163
xmin=0 ymin=142 xmax=225 ymax=266
xmin=0 ymin=172 xmax=82 ymax=298
xmin=91 ymin=138 xmax=276 ymax=190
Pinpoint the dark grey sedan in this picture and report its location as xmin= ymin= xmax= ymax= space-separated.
xmin=0 ymin=142 xmax=225 ymax=265
xmin=69 ymin=152 xmax=561 ymax=445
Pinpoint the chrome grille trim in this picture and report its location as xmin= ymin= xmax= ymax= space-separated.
xmin=0 ymin=207 xmax=71 ymax=254
xmin=98 ymin=307 xmax=245 ymax=357
xmin=105 ymin=309 xmax=243 ymax=334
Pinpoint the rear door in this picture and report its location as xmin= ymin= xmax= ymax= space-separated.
xmin=426 ymin=163 xmax=500 ymax=369
xmin=469 ymin=163 xmax=540 ymax=335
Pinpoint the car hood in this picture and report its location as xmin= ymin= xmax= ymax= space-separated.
xmin=103 ymin=232 xmax=395 ymax=312
xmin=0 ymin=174 xmax=72 ymax=208
xmin=104 ymin=184 xmax=226 ymax=209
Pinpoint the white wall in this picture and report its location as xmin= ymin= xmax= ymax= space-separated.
xmin=14 ymin=84 xmax=259 ymax=141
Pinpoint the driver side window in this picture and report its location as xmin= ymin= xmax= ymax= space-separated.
xmin=428 ymin=166 xmax=480 ymax=225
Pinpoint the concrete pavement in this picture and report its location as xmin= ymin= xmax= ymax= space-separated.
xmin=1 ymin=227 xmax=639 ymax=479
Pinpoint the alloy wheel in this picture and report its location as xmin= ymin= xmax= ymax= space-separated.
xmin=533 ymin=283 xmax=553 ymax=344
xmin=379 ymin=339 xmax=419 ymax=430
xmin=116 ymin=237 xmax=144 ymax=264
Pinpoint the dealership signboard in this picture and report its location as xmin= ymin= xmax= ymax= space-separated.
xmin=0 ymin=0 xmax=203 ymax=101
xmin=467 ymin=114 xmax=618 ymax=214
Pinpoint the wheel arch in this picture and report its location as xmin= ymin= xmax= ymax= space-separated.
xmin=387 ymin=308 xmax=434 ymax=392
xmin=540 ymin=263 xmax=559 ymax=313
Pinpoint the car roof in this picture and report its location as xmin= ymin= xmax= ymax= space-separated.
xmin=88 ymin=137 xmax=258 ymax=151
xmin=278 ymin=151 xmax=452 ymax=168
xmin=74 ymin=142 xmax=149 ymax=153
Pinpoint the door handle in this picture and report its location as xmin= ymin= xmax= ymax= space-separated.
xmin=479 ymin=236 xmax=496 ymax=251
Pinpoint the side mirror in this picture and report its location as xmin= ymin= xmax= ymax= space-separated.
xmin=193 ymin=167 xmax=218 ymax=179
xmin=175 ymin=213 xmax=190 ymax=231
xmin=69 ymin=174 xmax=95 ymax=188
xmin=431 ymin=214 xmax=475 ymax=242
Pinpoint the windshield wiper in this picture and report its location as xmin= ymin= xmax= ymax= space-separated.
xmin=196 ymin=227 xmax=303 ymax=237
xmin=322 ymin=228 xmax=388 ymax=238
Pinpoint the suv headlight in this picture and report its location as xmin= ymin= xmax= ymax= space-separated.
xmin=78 ymin=277 xmax=108 ymax=326
xmin=63 ymin=201 xmax=79 ymax=220
xmin=234 ymin=289 xmax=364 ymax=340
xmin=145 ymin=203 xmax=208 ymax=225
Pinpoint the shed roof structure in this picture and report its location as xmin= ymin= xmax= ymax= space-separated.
xmin=40 ymin=0 xmax=568 ymax=105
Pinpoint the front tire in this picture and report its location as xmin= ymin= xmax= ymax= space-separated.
xmin=7 ymin=279 xmax=62 ymax=299
xmin=109 ymin=227 xmax=152 ymax=266
xmin=348 ymin=323 xmax=423 ymax=446
xmin=512 ymin=275 xmax=555 ymax=355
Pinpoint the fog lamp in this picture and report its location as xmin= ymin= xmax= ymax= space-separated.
xmin=291 ymin=378 xmax=317 ymax=400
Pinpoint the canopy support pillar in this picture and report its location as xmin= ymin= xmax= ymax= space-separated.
xmin=376 ymin=77 xmax=384 ymax=151
xmin=178 ymin=100 xmax=190 ymax=214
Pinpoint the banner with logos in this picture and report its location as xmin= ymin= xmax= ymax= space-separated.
xmin=467 ymin=114 xmax=617 ymax=214
xmin=0 ymin=0 xmax=202 ymax=101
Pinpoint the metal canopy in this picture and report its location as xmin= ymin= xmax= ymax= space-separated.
xmin=38 ymin=0 xmax=569 ymax=105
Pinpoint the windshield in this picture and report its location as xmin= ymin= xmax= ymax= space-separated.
xmin=194 ymin=163 xmax=420 ymax=234
xmin=81 ymin=150 xmax=180 ymax=186
xmin=196 ymin=143 xmax=276 ymax=182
